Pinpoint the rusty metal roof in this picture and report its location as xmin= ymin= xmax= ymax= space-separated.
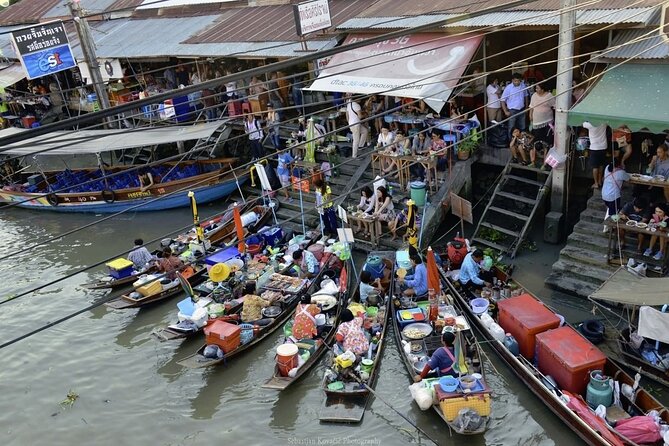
xmin=594 ymin=28 xmax=669 ymax=60
xmin=186 ymin=0 xmax=376 ymax=43
xmin=0 ymin=0 xmax=61 ymax=26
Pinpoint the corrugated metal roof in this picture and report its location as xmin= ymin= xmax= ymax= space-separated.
xmin=356 ymin=0 xmax=665 ymax=17
xmin=43 ymin=0 xmax=120 ymax=19
xmin=338 ymin=7 xmax=658 ymax=29
xmin=187 ymin=0 xmax=375 ymax=43
xmin=594 ymin=28 xmax=669 ymax=60
xmin=0 ymin=0 xmax=61 ymax=26
xmin=64 ymin=17 xmax=336 ymax=59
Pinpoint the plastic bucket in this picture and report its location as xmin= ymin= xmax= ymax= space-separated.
xmin=410 ymin=181 xmax=427 ymax=207
xmin=361 ymin=359 xmax=374 ymax=374
xmin=276 ymin=343 xmax=299 ymax=377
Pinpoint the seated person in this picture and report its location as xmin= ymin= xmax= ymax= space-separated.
xmin=414 ymin=331 xmax=456 ymax=382
xmin=157 ymin=247 xmax=183 ymax=280
xmin=354 ymin=186 xmax=376 ymax=237
xmin=359 ymin=270 xmax=383 ymax=305
xmin=458 ymin=249 xmax=493 ymax=292
xmin=335 ymin=309 xmax=370 ymax=357
xmin=389 ymin=199 xmax=418 ymax=241
xmin=399 ymin=254 xmax=427 ymax=297
xmin=509 ymin=128 xmax=534 ymax=166
xmin=127 ymin=238 xmax=154 ymax=270
xmin=292 ymin=249 xmax=320 ymax=279
xmin=292 ymin=303 xmax=321 ymax=339
xmin=643 ymin=203 xmax=669 ymax=260
xmin=617 ymin=196 xmax=651 ymax=253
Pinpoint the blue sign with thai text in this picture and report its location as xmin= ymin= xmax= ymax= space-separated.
xmin=19 ymin=44 xmax=76 ymax=79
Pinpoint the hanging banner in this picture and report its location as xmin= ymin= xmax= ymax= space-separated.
xmin=10 ymin=21 xmax=76 ymax=80
xmin=78 ymin=59 xmax=123 ymax=83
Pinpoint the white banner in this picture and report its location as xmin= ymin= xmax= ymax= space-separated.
xmin=294 ymin=0 xmax=331 ymax=37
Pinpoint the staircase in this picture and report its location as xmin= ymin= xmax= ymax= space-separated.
xmin=545 ymin=189 xmax=663 ymax=297
xmin=117 ymin=146 xmax=153 ymax=165
xmin=190 ymin=123 xmax=233 ymax=159
xmin=471 ymin=163 xmax=552 ymax=258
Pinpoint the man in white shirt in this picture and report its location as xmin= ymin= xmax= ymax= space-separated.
xmin=501 ymin=73 xmax=529 ymax=139
xmin=583 ymin=121 xmax=609 ymax=189
xmin=128 ymin=239 xmax=154 ymax=270
xmin=486 ymin=78 xmax=502 ymax=124
xmin=346 ymin=94 xmax=368 ymax=158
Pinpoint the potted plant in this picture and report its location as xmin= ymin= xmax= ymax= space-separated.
xmin=457 ymin=138 xmax=479 ymax=160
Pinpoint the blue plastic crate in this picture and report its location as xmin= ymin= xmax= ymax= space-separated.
xmin=205 ymin=246 xmax=240 ymax=266
xmin=109 ymin=265 xmax=133 ymax=279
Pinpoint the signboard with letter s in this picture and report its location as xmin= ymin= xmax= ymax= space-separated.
xmin=10 ymin=21 xmax=77 ymax=80
xmin=293 ymin=0 xmax=332 ymax=37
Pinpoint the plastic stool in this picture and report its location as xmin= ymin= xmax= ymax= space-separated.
xmin=442 ymin=133 xmax=458 ymax=157
xmin=241 ymin=102 xmax=252 ymax=114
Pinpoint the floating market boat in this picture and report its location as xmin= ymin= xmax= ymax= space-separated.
xmin=0 ymin=123 xmax=247 ymax=212
xmin=319 ymin=251 xmax=394 ymax=424
xmin=442 ymin=265 xmax=669 ymax=446
xmin=590 ymin=266 xmax=669 ymax=388
xmin=262 ymin=254 xmax=352 ymax=390
xmin=392 ymin=248 xmax=491 ymax=435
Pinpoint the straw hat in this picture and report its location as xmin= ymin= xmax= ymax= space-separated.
xmin=209 ymin=263 xmax=231 ymax=282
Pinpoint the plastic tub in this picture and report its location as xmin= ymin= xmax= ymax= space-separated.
xmin=470 ymin=298 xmax=489 ymax=314
xmin=439 ymin=376 xmax=459 ymax=392
xmin=276 ymin=343 xmax=299 ymax=377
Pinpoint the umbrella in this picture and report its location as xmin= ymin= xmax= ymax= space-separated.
xmin=233 ymin=203 xmax=245 ymax=255
xmin=452 ymin=330 xmax=468 ymax=375
xmin=188 ymin=191 xmax=205 ymax=244
xmin=406 ymin=199 xmax=418 ymax=249
xmin=305 ymin=117 xmax=316 ymax=163
xmin=426 ymin=246 xmax=441 ymax=296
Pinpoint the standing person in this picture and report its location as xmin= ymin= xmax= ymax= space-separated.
xmin=267 ymin=72 xmax=284 ymax=120
xmin=365 ymin=94 xmax=385 ymax=137
xmin=313 ymin=177 xmax=337 ymax=236
xmin=583 ymin=121 xmax=609 ymax=189
xmin=276 ymin=149 xmax=293 ymax=201
xmin=346 ymin=94 xmax=368 ymax=159
xmin=486 ymin=77 xmax=502 ymax=125
xmin=157 ymin=247 xmax=184 ymax=280
xmin=372 ymin=186 xmax=395 ymax=239
xmin=458 ymin=249 xmax=493 ymax=292
xmin=163 ymin=66 xmax=177 ymax=90
xmin=128 ymin=239 xmax=154 ymax=270
xmin=501 ymin=73 xmax=529 ymax=139
xmin=244 ymin=113 xmax=264 ymax=160
xmin=612 ymin=125 xmax=633 ymax=169
xmin=528 ymin=82 xmax=555 ymax=148
xmin=601 ymin=159 xmax=629 ymax=217
xmin=265 ymin=105 xmax=281 ymax=150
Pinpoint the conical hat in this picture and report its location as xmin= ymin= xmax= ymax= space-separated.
xmin=209 ymin=263 xmax=230 ymax=282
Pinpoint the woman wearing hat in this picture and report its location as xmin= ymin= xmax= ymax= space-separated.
xmin=414 ymin=331 xmax=456 ymax=382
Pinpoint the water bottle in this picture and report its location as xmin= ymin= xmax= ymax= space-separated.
xmin=388 ymin=185 xmax=394 ymax=196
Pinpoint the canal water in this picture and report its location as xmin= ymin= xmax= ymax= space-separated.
xmin=0 ymin=203 xmax=661 ymax=446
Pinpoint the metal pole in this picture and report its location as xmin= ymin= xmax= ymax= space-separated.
xmin=551 ymin=0 xmax=576 ymax=213
xmin=68 ymin=1 xmax=112 ymax=114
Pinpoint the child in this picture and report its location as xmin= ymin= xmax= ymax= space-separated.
xmin=389 ymin=199 xmax=419 ymax=241
xmin=618 ymin=196 xmax=651 ymax=252
xmin=359 ymin=270 xmax=383 ymax=304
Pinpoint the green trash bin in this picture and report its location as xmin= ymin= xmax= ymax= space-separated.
xmin=410 ymin=181 xmax=427 ymax=206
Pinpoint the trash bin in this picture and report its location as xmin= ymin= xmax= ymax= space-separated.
xmin=410 ymin=181 xmax=427 ymax=206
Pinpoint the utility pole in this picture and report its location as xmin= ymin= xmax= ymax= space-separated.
xmin=68 ymin=0 xmax=111 ymax=113
xmin=546 ymin=0 xmax=576 ymax=242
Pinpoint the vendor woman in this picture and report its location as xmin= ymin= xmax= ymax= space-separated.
xmin=414 ymin=331 xmax=456 ymax=382
xmin=399 ymin=254 xmax=427 ymax=297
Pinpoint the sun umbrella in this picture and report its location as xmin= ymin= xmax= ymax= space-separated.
xmin=406 ymin=199 xmax=418 ymax=249
xmin=233 ymin=202 xmax=245 ymax=255
xmin=188 ymin=191 xmax=205 ymax=244
xmin=305 ymin=117 xmax=316 ymax=163
xmin=426 ymin=246 xmax=441 ymax=296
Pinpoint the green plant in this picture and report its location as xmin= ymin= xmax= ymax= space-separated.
xmin=458 ymin=137 xmax=480 ymax=154
xmin=479 ymin=227 xmax=506 ymax=243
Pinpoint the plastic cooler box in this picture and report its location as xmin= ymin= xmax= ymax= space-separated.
xmin=497 ymin=294 xmax=560 ymax=359
xmin=261 ymin=227 xmax=283 ymax=247
xmin=205 ymin=246 xmax=240 ymax=267
xmin=204 ymin=320 xmax=241 ymax=353
xmin=106 ymin=258 xmax=134 ymax=279
xmin=535 ymin=326 xmax=607 ymax=395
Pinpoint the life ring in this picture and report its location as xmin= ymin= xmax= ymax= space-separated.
xmin=579 ymin=320 xmax=605 ymax=344
xmin=46 ymin=193 xmax=58 ymax=206
xmin=101 ymin=189 xmax=115 ymax=204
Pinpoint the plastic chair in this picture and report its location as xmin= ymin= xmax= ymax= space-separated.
xmin=241 ymin=102 xmax=252 ymax=115
xmin=442 ymin=133 xmax=458 ymax=157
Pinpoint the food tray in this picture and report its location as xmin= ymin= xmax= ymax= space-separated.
xmin=402 ymin=322 xmax=433 ymax=340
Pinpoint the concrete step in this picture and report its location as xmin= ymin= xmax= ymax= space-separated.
xmin=545 ymin=273 xmax=600 ymax=298
xmin=549 ymin=258 xmax=615 ymax=286
xmin=558 ymin=245 xmax=610 ymax=267
xmin=579 ymin=207 xmax=607 ymax=224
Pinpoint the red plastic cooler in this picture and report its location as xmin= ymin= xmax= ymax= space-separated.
xmin=536 ymin=326 xmax=607 ymax=395
xmin=497 ymin=294 xmax=560 ymax=359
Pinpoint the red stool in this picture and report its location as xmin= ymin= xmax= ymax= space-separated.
xmin=241 ymin=102 xmax=252 ymax=115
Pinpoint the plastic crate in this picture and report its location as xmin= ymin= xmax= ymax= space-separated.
xmin=137 ymin=280 xmax=162 ymax=297
xmin=439 ymin=393 xmax=491 ymax=421
xmin=498 ymin=294 xmax=560 ymax=359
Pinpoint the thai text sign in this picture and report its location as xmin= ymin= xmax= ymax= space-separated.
xmin=294 ymin=0 xmax=331 ymax=37
xmin=11 ymin=21 xmax=76 ymax=80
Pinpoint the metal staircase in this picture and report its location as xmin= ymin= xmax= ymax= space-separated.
xmin=190 ymin=122 xmax=233 ymax=159
xmin=472 ymin=162 xmax=552 ymax=258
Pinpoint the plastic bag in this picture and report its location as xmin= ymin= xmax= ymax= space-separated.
xmin=452 ymin=408 xmax=484 ymax=433
xmin=615 ymin=416 xmax=661 ymax=443
xmin=545 ymin=147 xmax=567 ymax=169
xmin=408 ymin=383 xmax=432 ymax=411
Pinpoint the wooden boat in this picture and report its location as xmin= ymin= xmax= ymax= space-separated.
xmin=319 ymin=251 xmax=395 ymax=424
xmin=82 ymin=264 xmax=158 ymax=291
xmin=177 ymin=264 xmax=325 ymax=370
xmin=442 ymin=266 xmax=669 ymax=446
xmin=262 ymin=254 xmax=352 ymax=390
xmin=391 ymin=281 xmax=491 ymax=434
xmin=105 ymin=264 xmax=207 ymax=310
xmin=589 ymin=267 xmax=669 ymax=388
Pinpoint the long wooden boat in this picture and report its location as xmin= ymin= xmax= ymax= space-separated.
xmin=105 ymin=264 xmax=207 ymax=310
xmin=319 ymin=251 xmax=395 ymax=424
xmin=589 ymin=267 xmax=669 ymax=388
xmin=178 ymin=246 xmax=325 ymax=369
xmin=262 ymin=254 xmax=352 ymax=390
xmin=82 ymin=264 xmax=158 ymax=291
xmin=442 ymin=266 xmax=669 ymax=446
xmin=391 ymin=276 xmax=491 ymax=434
xmin=0 ymin=158 xmax=247 ymax=213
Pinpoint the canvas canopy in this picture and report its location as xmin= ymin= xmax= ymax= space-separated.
xmin=638 ymin=306 xmax=669 ymax=344
xmin=0 ymin=121 xmax=225 ymax=156
xmin=307 ymin=33 xmax=482 ymax=112
xmin=589 ymin=267 xmax=669 ymax=307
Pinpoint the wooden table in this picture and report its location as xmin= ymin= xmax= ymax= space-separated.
xmin=629 ymin=176 xmax=669 ymax=189
xmin=347 ymin=212 xmax=379 ymax=248
xmin=372 ymin=151 xmax=412 ymax=190
xmin=605 ymin=217 xmax=669 ymax=275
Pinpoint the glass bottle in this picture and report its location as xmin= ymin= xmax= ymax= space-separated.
xmin=428 ymin=288 xmax=438 ymax=322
